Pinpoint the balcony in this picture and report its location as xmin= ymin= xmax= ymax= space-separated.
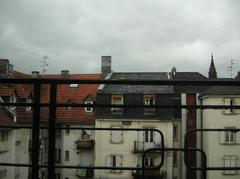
xmin=133 ymin=141 xmax=161 ymax=153
xmin=75 ymin=140 xmax=94 ymax=150
xmin=76 ymin=168 xmax=94 ymax=177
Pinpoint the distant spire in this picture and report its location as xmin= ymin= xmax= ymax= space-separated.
xmin=208 ymin=53 xmax=217 ymax=79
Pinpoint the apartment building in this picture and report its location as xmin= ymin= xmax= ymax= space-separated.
xmin=200 ymin=86 xmax=240 ymax=179
xmin=94 ymin=56 xmax=181 ymax=179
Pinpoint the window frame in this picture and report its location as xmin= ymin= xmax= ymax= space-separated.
xmin=111 ymin=94 xmax=123 ymax=114
xmin=144 ymin=94 xmax=156 ymax=114
xmin=223 ymin=155 xmax=238 ymax=175
xmin=84 ymin=101 xmax=93 ymax=113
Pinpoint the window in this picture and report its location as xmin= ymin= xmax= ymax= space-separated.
xmin=15 ymin=140 xmax=21 ymax=146
xmin=110 ymin=127 xmax=123 ymax=143
xmin=223 ymin=155 xmax=237 ymax=175
xmin=144 ymin=95 xmax=156 ymax=114
xmin=9 ymin=95 xmax=16 ymax=110
xmin=69 ymin=84 xmax=79 ymax=88
xmin=55 ymin=149 xmax=61 ymax=163
xmin=106 ymin=155 xmax=123 ymax=173
xmin=219 ymin=128 xmax=237 ymax=144
xmin=144 ymin=156 xmax=154 ymax=167
xmin=84 ymin=101 xmax=93 ymax=113
xmin=0 ymin=169 xmax=7 ymax=178
xmin=223 ymin=98 xmax=240 ymax=114
xmin=111 ymin=95 xmax=123 ymax=114
xmin=81 ymin=130 xmax=91 ymax=140
xmin=145 ymin=129 xmax=154 ymax=142
xmin=26 ymin=98 xmax=32 ymax=111
xmin=0 ymin=131 xmax=8 ymax=141
xmin=173 ymin=125 xmax=178 ymax=141
xmin=65 ymin=151 xmax=69 ymax=161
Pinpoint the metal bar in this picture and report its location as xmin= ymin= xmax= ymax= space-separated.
xmin=31 ymin=83 xmax=41 ymax=179
xmin=1 ymin=102 xmax=240 ymax=110
xmin=0 ymin=78 xmax=240 ymax=86
xmin=184 ymin=128 xmax=240 ymax=172
xmin=48 ymin=83 xmax=57 ymax=179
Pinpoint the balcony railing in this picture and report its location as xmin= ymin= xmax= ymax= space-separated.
xmin=134 ymin=141 xmax=161 ymax=153
xmin=0 ymin=78 xmax=240 ymax=179
xmin=75 ymin=140 xmax=94 ymax=150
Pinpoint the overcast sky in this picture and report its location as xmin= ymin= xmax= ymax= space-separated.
xmin=0 ymin=0 xmax=240 ymax=77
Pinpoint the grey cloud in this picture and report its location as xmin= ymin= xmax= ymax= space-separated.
xmin=0 ymin=0 xmax=240 ymax=77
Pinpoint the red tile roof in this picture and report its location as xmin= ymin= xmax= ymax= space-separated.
xmin=17 ymin=74 xmax=100 ymax=124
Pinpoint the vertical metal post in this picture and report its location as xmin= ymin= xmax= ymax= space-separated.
xmin=32 ymin=83 xmax=41 ymax=179
xmin=48 ymin=83 xmax=57 ymax=179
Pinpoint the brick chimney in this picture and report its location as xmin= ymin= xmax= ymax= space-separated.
xmin=61 ymin=70 xmax=69 ymax=78
xmin=101 ymin=56 xmax=111 ymax=79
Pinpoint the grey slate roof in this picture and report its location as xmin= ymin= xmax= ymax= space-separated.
xmin=200 ymin=86 xmax=240 ymax=96
xmin=101 ymin=72 xmax=174 ymax=93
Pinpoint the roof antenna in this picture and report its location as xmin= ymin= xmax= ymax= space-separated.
xmin=41 ymin=56 xmax=49 ymax=77
xmin=227 ymin=59 xmax=236 ymax=78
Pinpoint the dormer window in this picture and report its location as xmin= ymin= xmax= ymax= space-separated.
xmin=9 ymin=95 xmax=16 ymax=110
xmin=84 ymin=96 xmax=93 ymax=113
xmin=111 ymin=95 xmax=123 ymax=114
xmin=144 ymin=95 xmax=156 ymax=114
xmin=26 ymin=98 xmax=32 ymax=111
xmin=85 ymin=101 xmax=93 ymax=113
xmin=69 ymin=84 xmax=79 ymax=88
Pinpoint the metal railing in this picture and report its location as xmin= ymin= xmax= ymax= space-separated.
xmin=0 ymin=78 xmax=239 ymax=179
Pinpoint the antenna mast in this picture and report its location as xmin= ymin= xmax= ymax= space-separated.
xmin=41 ymin=56 xmax=49 ymax=76
xmin=227 ymin=59 xmax=236 ymax=78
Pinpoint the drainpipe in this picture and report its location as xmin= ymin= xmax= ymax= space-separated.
xmin=199 ymin=97 xmax=203 ymax=179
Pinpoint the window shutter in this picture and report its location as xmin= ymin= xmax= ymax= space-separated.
xmin=105 ymin=155 xmax=111 ymax=173
xmin=111 ymin=127 xmax=123 ymax=143
xmin=230 ymin=156 xmax=237 ymax=174
xmin=219 ymin=131 xmax=225 ymax=144
xmin=116 ymin=155 xmax=122 ymax=173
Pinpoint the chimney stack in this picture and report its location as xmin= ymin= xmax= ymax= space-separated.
xmin=61 ymin=70 xmax=69 ymax=78
xmin=0 ymin=59 xmax=10 ymax=77
xmin=32 ymin=71 xmax=40 ymax=78
xmin=101 ymin=56 xmax=111 ymax=79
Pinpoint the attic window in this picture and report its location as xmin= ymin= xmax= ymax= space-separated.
xmin=84 ymin=101 xmax=93 ymax=113
xmin=144 ymin=95 xmax=156 ymax=114
xmin=111 ymin=95 xmax=123 ymax=114
xmin=69 ymin=84 xmax=79 ymax=88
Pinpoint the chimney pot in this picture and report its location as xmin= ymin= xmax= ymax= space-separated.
xmin=61 ymin=70 xmax=69 ymax=78
xmin=32 ymin=71 xmax=40 ymax=78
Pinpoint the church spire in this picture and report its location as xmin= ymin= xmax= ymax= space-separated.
xmin=208 ymin=53 xmax=217 ymax=79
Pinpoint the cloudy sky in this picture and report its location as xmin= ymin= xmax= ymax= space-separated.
xmin=0 ymin=0 xmax=240 ymax=77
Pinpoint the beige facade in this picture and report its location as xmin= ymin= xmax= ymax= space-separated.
xmin=201 ymin=95 xmax=240 ymax=179
xmin=95 ymin=119 xmax=175 ymax=179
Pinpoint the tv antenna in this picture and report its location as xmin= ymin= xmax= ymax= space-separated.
xmin=41 ymin=56 xmax=49 ymax=76
xmin=227 ymin=59 xmax=237 ymax=78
